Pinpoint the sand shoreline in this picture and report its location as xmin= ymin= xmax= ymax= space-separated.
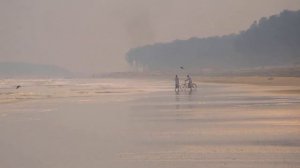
xmin=194 ymin=76 xmax=300 ymax=95
xmin=195 ymin=76 xmax=300 ymax=86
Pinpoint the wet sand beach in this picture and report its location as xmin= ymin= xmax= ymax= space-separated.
xmin=0 ymin=78 xmax=300 ymax=168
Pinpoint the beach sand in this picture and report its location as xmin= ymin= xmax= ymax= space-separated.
xmin=0 ymin=78 xmax=299 ymax=168
xmin=197 ymin=76 xmax=300 ymax=86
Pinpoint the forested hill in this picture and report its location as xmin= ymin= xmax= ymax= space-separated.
xmin=126 ymin=10 xmax=300 ymax=72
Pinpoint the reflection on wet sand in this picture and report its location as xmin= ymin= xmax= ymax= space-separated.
xmin=0 ymin=80 xmax=300 ymax=168
xmin=123 ymin=83 xmax=300 ymax=167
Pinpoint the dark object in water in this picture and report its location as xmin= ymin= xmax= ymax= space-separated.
xmin=180 ymin=66 xmax=184 ymax=69
xmin=268 ymin=77 xmax=274 ymax=80
xmin=16 ymin=85 xmax=21 ymax=89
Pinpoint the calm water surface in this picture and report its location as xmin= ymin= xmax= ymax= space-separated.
xmin=1 ymin=78 xmax=300 ymax=168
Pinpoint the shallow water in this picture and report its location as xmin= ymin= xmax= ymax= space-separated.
xmin=0 ymin=78 xmax=170 ymax=104
xmin=0 ymin=78 xmax=300 ymax=168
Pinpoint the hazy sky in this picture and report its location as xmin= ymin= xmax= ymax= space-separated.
xmin=1 ymin=0 xmax=300 ymax=73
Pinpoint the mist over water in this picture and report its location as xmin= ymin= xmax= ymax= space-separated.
xmin=1 ymin=0 xmax=300 ymax=73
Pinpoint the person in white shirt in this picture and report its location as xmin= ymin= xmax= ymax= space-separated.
xmin=185 ymin=75 xmax=193 ymax=90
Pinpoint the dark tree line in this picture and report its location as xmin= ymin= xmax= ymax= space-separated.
xmin=126 ymin=10 xmax=300 ymax=71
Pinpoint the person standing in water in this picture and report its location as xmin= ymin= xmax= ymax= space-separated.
xmin=175 ymin=75 xmax=180 ymax=92
xmin=185 ymin=75 xmax=193 ymax=91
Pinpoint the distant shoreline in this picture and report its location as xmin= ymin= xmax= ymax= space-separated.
xmin=100 ymin=71 xmax=300 ymax=86
xmin=195 ymin=76 xmax=300 ymax=86
xmin=99 ymin=73 xmax=300 ymax=95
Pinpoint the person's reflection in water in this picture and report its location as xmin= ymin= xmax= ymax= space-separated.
xmin=175 ymin=75 xmax=180 ymax=92
xmin=187 ymin=89 xmax=194 ymax=109
xmin=188 ymin=89 xmax=193 ymax=95
xmin=175 ymin=92 xmax=180 ymax=109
